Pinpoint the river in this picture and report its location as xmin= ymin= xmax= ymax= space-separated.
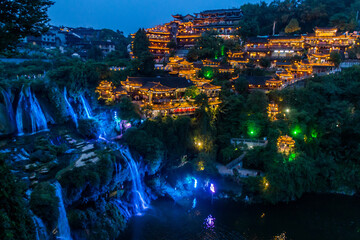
xmin=120 ymin=194 xmax=360 ymax=240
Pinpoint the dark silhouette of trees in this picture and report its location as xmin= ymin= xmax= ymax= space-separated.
xmin=0 ymin=0 xmax=54 ymax=53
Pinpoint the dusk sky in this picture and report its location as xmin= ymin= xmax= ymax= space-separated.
xmin=48 ymin=0 xmax=267 ymax=35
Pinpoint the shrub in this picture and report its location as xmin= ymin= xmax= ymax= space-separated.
xmin=78 ymin=118 xmax=100 ymax=139
xmin=123 ymin=128 xmax=164 ymax=172
xmin=0 ymin=157 xmax=35 ymax=240
xmin=30 ymin=182 xmax=59 ymax=229
xmin=58 ymin=152 xmax=114 ymax=195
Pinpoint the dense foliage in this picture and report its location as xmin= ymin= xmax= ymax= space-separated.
xmin=239 ymin=67 xmax=360 ymax=202
xmin=238 ymin=0 xmax=360 ymax=38
xmin=187 ymin=32 xmax=240 ymax=62
xmin=132 ymin=29 xmax=155 ymax=75
xmin=0 ymin=156 xmax=35 ymax=240
xmin=0 ymin=0 xmax=54 ymax=53
xmin=30 ymin=182 xmax=59 ymax=229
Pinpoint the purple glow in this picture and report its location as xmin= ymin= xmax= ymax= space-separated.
xmin=204 ymin=215 xmax=215 ymax=230
xmin=210 ymin=183 xmax=215 ymax=193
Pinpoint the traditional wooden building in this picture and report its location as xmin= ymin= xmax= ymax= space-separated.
xmin=193 ymin=9 xmax=242 ymax=38
xmin=96 ymin=80 xmax=127 ymax=102
xmin=131 ymin=8 xmax=242 ymax=62
xmin=121 ymin=76 xmax=194 ymax=104
xmin=277 ymin=135 xmax=295 ymax=155
xmin=199 ymin=83 xmax=221 ymax=98
xmin=267 ymin=103 xmax=279 ymax=121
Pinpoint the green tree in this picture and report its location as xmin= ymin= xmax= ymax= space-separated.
xmin=0 ymin=0 xmax=54 ymax=53
xmin=132 ymin=28 xmax=150 ymax=58
xmin=330 ymin=13 xmax=357 ymax=31
xmin=234 ymin=77 xmax=249 ymax=95
xmin=330 ymin=51 xmax=342 ymax=67
xmin=0 ymin=157 xmax=35 ymax=240
xmin=246 ymin=90 xmax=268 ymax=114
xmin=167 ymin=39 xmax=177 ymax=49
xmin=285 ymin=18 xmax=301 ymax=34
xmin=30 ymin=182 xmax=59 ymax=229
xmin=259 ymin=57 xmax=271 ymax=68
xmin=117 ymin=96 xmax=141 ymax=121
xmin=237 ymin=18 xmax=260 ymax=40
xmin=88 ymin=46 xmax=104 ymax=61
xmin=184 ymin=85 xmax=200 ymax=99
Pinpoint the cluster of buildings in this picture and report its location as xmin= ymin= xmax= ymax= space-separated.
xmin=131 ymin=8 xmax=360 ymax=92
xmin=230 ymin=27 xmax=359 ymax=89
xmin=96 ymin=75 xmax=221 ymax=116
xmin=147 ymin=27 xmax=359 ymax=93
xmin=99 ymin=9 xmax=360 ymax=117
xmin=21 ymin=26 xmax=116 ymax=57
xmin=130 ymin=9 xmax=242 ymax=62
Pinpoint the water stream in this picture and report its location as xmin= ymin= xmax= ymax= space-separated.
xmin=119 ymin=147 xmax=149 ymax=215
xmin=63 ymin=87 xmax=78 ymax=128
xmin=54 ymin=182 xmax=72 ymax=240
xmin=32 ymin=215 xmax=48 ymax=240
xmin=79 ymin=94 xmax=92 ymax=119
xmin=1 ymin=88 xmax=15 ymax=125
xmin=15 ymin=86 xmax=48 ymax=135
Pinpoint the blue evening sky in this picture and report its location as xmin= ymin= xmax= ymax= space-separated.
xmin=48 ymin=0 xmax=268 ymax=35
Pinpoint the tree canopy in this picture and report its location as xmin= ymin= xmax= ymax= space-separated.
xmin=0 ymin=0 xmax=54 ymax=53
xmin=237 ymin=0 xmax=360 ymax=38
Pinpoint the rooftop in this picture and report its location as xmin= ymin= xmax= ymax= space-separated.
xmin=124 ymin=77 xmax=194 ymax=89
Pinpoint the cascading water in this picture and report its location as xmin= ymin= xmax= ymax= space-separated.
xmin=113 ymin=199 xmax=132 ymax=219
xmin=16 ymin=86 xmax=48 ymax=135
xmin=63 ymin=87 xmax=78 ymax=128
xmin=32 ymin=215 xmax=48 ymax=240
xmin=119 ymin=147 xmax=149 ymax=215
xmin=1 ymin=88 xmax=15 ymax=124
xmin=114 ymin=160 xmax=122 ymax=184
xmin=79 ymin=94 xmax=92 ymax=119
xmin=54 ymin=182 xmax=72 ymax=240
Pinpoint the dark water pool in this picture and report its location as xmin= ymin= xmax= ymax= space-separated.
xmin=121 ymin=194 xmax=360 ymax=240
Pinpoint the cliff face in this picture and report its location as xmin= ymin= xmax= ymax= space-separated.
xmin=0 ymin=84 xmax=169 ymax=239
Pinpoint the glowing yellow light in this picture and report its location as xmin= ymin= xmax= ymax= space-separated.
xmin=197 ymin=161 xmax=205 ymax=171
xmin=262 ymin=177 xmax=270 ymax=190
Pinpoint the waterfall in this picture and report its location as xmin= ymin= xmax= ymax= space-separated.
xmin=112 ymin=199 xmax=132 ymax=219
xmin=54 ymin=182 xmax=72 ymax=240
xmin=119 ymin=147 xmax=149 ymax=215
xmin=114 ymin=160 xmax=122 ymax=184
xmin=1 ymin=88 xmax=15 ymax=124
xmin=63 ymin=87 xmax=78 ymax=128
xmin=16 ymin=86 xmax=48 ymax=135
xmin=32 ymin=215 xmax=48 ymax=240
xmin=79 ymin=94 xmax=92 ymax=119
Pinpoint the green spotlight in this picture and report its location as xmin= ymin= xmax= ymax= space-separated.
xmin=289 ymin=153 xmax=296 ymax=162
xmin=291 ymin=126 xmax=302 ymax=137
xmin=220 ymin=45 xmax=225 ymax=56
xmin=311 ymin=129 xmax=318 ymax=138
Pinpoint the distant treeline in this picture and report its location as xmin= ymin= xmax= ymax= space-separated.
xmin=238 ymin=0 xmax=360 ymax=38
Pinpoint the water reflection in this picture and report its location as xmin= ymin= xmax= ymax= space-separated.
xmin=204 ymin=215 xmax=215 ymax=230
xmin=121 ymin=194 xmax=360 ymax=240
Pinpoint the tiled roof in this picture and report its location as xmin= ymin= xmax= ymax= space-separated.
xmin=126 ymin=77 xmax=194 ymax=89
